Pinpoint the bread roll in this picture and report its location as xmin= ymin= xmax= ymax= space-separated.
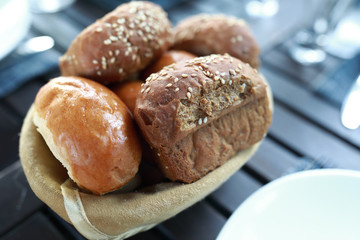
xmin=134 ymin=54 xmax=271 ymax=183
xmin=33 ymin=76 xmax=142 ymax=195
xmin=142 ymin=50 xmax=196 ymax=79
xmin=173 ymin=14 xmax=260 ymax=68
xmin=111 ymin=80 xmax=143 ymax=115
xmin=59 ymin=1 xmax=173 ymax=84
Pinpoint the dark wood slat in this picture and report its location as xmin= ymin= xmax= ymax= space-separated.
xmin=0 ymin=105 xmax=22 ymax=170
xmin=209 ymin=170 xmax=261 ymax=214
xmin=0 ymin=162 xmax=44 ymax=236
xmin=246 ymin=137 xmax=299 ymax=181
xmin=161 ymin=201 xmax=226 ymax=240
xmin=1 ymin=212 xmax=65 ymax=240
xmin=262 ymin=65 xmax=360 ymax=147
xmin=128 ymin=229 xmax=167 ymax=240
xmin=270 ymin=103 xmax=360 ymax=169
xmin=4 ymin=80 xmax=44 ymax=117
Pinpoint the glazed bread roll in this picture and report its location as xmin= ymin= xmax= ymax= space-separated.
xmin=33 ymin=76 xmax=142 ymax=195
xmin=135 ymin=54 xmax=272 ymax=183
xmin=59 ymin=1 xmax=173 ymax=84
xmin=142 ymin=50 xmax=196 ymax=79
xmin=112 ymin=80 xmax=143 ymax=115
xmin=173 ymin=14 xmax=260 ymax=68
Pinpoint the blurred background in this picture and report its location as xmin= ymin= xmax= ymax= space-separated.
xmin=0 ymin=0 xmax=359 ymax=239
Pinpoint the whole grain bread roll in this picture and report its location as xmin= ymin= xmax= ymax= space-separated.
xmin=59 ymin=1 xmax=173 ymax=84
xmin=33 ymin=76 xmax=142 ymax=195
xmin=173 ymin=14 xmax=260 ymax=68
xmin=134 ymin=54 xmax=271 ymax=183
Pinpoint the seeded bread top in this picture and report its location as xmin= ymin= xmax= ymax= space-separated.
xmin=134 ymin=54 xmax=268 ymax=148
xmin=173 ymin=14 xmax=260 ymax=69
xmin=59 ymin=1 xmax=173 ymax=84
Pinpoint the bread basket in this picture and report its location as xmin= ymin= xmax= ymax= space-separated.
xmin=19 ymin=77 xmax=272 ymax=239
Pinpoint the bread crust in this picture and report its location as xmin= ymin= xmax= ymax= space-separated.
xmin=59 ymin=1 xmax=173 ymax=84
xmin=33 ymin=76 xmax=142 ymax=195
xmin=134 ymin=54 xmax=271 ymax=182
xmin=173 ymin=14 xmax=260 ymax=68
xmin=142 ymin=50 xmax=196 ymax=79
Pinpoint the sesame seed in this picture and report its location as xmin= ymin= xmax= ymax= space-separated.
xmin=140 ymin=88 xmax=145 ymax=93
xmin=115 ymin=50 xmax=120 ymax=55
xmin=174 ymin=87 xmax=179 ymax=92
xmin=145 ymin=88 xmax=150 ymax=93
xmin=118 ymin=68 xmax=123 ymax=73
xmin=198 ymin=118 xmax=203 ymax=125
xmin=203 ymin=117 xmax=208 ymax=123
xmin=129 ymin=22 xmax=135 ymax=28
xmin=214 ymin=76 xmax=220 ymax=81
xmin=117 ymin=18 xmax=125 ymax=24
xmin=229 ymin=80 xmax=233 ymax=85
xmin=95 ymin=27 xmax=103 ymax=32
xmin=221 ymin=72 xmax=226 ymax=77
xmin=104 ymin=39 xmax=111 ymax=45
xmin=132 ymin=55 xmax=136 ymax=61
xmin=229 ymin=69 xmax=236 ymax=75
xmin=92 ymin=60 xmax=98 ymax=64
xmin=166 ymin=83 xmax=172 ymax=87
xmin=174 ymin=78 xmax=179 ymax=82
xmin=215 ymin=71 xmax=220 ymax=75
xmin=238 ymin=63 xmax=243 ymax=69
xmin=188 ymin=87 xmax=193 ymax=92
xmin=182 ymin=74 xmax=188 ymax=78
xmin=186 ymin=92 xmax=191 ymax=99
xmin=112 ymin=23 xmax=118 ymax=28
xmin=191 ymin=73 xmax=197 ymax=77
xmin=109 ymin=35 xmax=118 ymax=41
xmin=105 ymin=23 xmax=111 ymax=27
xmin=221 ymin=78 xmax=226 ymax=84
xmin=161 ymin=72 xmax=167 ymax=76
xmin=110 ymin=57 xmax=116 ymax=63
xmin=145 ymin=52 xmax=153 ymax=58
xmin=97 ymin=71 xmax=102 ymax=76
xmin=109 ymin=51 xmax=113 ymax=56
xmin=157 ymin=153 xmax=161 ymax=157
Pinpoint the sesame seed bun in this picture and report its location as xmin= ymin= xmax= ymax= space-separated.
xmin=134 ymin=54 xmax=271 ymax=183
xmin=59 ymin=1 xmax=174 ymax=84
xmin=33 ymin=76 xmax=142 ymax=195
xmin=173 ymin=14 xmax=260 ymax=68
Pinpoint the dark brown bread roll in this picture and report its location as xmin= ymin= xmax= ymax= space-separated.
xmin=173 ymin=14 xmax=260 ymax=68
xmin=59 ymin=1 xmax=173 ymax=84
xmin=134 ymin=54 xmax=271 ymax=183
xmin=33 ymin=76 xmax=142 ymax=195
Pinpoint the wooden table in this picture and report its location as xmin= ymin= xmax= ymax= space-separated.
xmin=1 ymin=0 xmax=359 ymax=239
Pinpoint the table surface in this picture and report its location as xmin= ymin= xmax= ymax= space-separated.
xmin=1 ymin=0 xmax=360 ymax=239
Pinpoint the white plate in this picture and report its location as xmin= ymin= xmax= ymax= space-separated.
xmin=217 ymin=169 xmax=360 ymax=240
xmin=0 ymin=0 xmax=31 ymax=60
